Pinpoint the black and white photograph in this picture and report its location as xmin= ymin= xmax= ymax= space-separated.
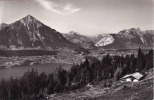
xmin=0 ymin=0 xmax=153 ymax=100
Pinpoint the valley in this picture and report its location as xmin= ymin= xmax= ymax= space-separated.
xmin=0 ymin=15 xmax=153 ymax=100
xmin=0 ymin=48 xmax=151 ymax=69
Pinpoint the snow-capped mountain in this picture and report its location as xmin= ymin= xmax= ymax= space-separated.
xmin=0 ymin=15 xmax=85 ymax=51
xmin=63 ymin=31 xmax=96 ymax=49
xmin=95 ymin=28 xmax=154 ymax=49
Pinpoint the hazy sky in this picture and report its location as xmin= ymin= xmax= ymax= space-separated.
xmin=0 ymin=0 xmax=153 ymax=36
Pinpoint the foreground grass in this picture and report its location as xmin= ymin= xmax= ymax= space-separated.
xmin=92 ymin=79 xmax=153 ymax=100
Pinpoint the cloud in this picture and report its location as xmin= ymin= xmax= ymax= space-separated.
xmin=35 ymin=0 xmax=81 ymax=15
xmin=64 ymin=4 xmax=81 ymax=13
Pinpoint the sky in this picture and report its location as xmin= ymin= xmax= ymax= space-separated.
xmin=0 ymin=0 xmax=153 ymax=36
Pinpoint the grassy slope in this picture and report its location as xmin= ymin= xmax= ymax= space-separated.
xmin=92 ymin=78 xmax=153 ymax=100
xmin=49 ymin=69 xmax=153 ymax=100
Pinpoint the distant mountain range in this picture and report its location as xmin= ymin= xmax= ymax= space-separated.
xmin=63 ymin=31 xmax=96 ymax=49
xmin=0 ymin=15 xmax=153 ymax=50
xmin=63 ymin=28 xmax=154 ymax=49
xmin=0 ymin=15 xmax=86 ymax=52
xmin=95 ymin=28 xmax=154 ymax=49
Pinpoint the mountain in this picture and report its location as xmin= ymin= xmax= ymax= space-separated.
xmin=0 ymin=15 xmax=86 ymax=52
xmin=0 ymin=23 xmax=8 ymax=30
xmin=95 ymin=28 xmax=154 ymax=49
xmin=63 ymin=31 xmax=96 ymax=49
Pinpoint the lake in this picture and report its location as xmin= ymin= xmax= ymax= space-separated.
xmin=0 ymin=63 xmax=72 ymax=81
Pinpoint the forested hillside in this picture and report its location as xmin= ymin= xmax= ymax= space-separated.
xmin=0 ymin=48 xmax=153 ymax=100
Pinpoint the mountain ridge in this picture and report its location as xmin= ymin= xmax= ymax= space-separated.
xmin=95 ymin=28 xmax=154 ymax=49
xmin=0 ymin=15 xmax=153 ymax=50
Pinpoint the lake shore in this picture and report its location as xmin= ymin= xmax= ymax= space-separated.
xmin=0 ymin=63 xmax=72 ymax=81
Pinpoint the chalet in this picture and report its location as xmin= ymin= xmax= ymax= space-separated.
xmin=120 ymin=72 xmax=143 ymax=82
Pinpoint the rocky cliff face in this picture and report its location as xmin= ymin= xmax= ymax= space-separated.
xmin=0 ymin=15 xmax=85 ymax=51
xmin=95 ymin=34 xmax=114 ymax=47
xmin=95 ymin=28 xmax=154 ymax=49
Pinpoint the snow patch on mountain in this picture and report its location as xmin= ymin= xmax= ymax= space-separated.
xmin=17 ymin=39 xmax=23 ymax=45
xmin=95 ymin=35 xmax=114 ymax=46
xmin=36 ymin=31 xmax=45 ymax=44
xmin=138 ymin=33 xmax=147 ymax=45
xmin=140 ymin=37 xmax=147 ymax=45
xmin=20 ymin=19 xmax=27 ymax=26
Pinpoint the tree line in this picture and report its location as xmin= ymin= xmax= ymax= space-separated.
xmin=0 ymin=48 xmax=153 ymax=100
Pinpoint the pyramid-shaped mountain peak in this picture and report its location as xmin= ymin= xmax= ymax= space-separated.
xmin=19 ymin=15 xmax=43 ymax=27
xmin=21 ymin=15 xmax=38 ymax=22
xmin=26 ymin=14 xmax=33 ymax=17
xmin=24 ymin=14 xmax=35 ymax=19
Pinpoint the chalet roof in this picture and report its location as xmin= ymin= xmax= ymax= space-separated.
xmin=121 ymin=72 xmax=143 ymax=80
